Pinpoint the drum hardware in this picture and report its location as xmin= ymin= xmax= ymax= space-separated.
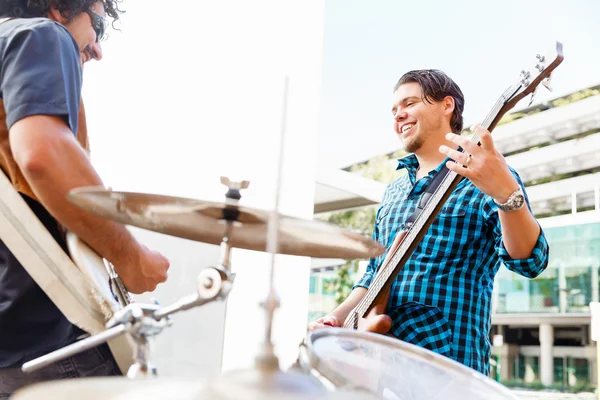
xmin=21 ymin=262 xmax=233 ymax=379
xmin=22 ymin=176 xmax=253 ymax=377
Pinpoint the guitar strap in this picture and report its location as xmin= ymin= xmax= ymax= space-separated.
xmin=0 ymin=168 xmax=109 ymax=333
xmin=404 ymin=147 xmax=464 ymax=227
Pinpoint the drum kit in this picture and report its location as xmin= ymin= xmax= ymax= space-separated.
xmin=10 ymin=175 xmax=520 ymax=400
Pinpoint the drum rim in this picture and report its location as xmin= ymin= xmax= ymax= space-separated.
xmin=307 ymin=328 xmax=518 ymax=399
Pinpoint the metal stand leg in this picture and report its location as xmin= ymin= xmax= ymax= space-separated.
xmin=127 ymin=339 xmax=157 ymax=379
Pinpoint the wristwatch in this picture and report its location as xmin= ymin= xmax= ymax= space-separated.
xmin=494 ymin=188 xmax=525 ymax=212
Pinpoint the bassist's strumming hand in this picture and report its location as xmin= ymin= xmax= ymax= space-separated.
xmin=355 ymin=285 xmax=392 ymax=334
xmin=308 ymin=315 xmax=341 ymax=331
xmin=308 ymin=231 xmax=406 ymax=336
xmin=351 ymin=230 xmax=407 ymax=334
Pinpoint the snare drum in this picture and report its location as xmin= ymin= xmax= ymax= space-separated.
xmin=298 ymin=328 xmax=518 ymax=400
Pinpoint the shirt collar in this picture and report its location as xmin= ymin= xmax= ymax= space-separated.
xmin=396 ymin=154 xmax=452 ymax=184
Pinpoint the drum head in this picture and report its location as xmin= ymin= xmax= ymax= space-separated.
xmin=12 ymin=374 xmax=382 ymax=400
xmin=307 ymin=328 xmax=518 ymax=400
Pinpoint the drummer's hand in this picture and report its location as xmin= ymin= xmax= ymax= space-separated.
xmin=114 ymin=244 xmax=170 ymax=294
xmin=308 ymin=315 xmax=341 ymax=332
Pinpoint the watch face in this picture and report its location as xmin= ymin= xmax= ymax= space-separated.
xmin=495 ymin=190 xmax=525 ymax=211
xmin=513 ymin=194 xmax=525 ymax=209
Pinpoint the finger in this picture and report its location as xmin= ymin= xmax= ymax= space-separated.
xmin=445 ymin=132 xmax=480 ymax=155
xmin=322 ymin=315 xmax=339 ymax=327
xmin=309 ymin=321 xmax=331 ymax=331
xmin=472 ymin=125 xmax=495 ymax=151
xmin=445 ymin=160 xmax=475 ymax=179
xmin=439 ymin=145 xmax=470 ymax=165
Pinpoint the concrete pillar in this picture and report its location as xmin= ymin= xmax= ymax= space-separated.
xmin=558 ymin=264 xmax=567 ymax=313
xmin=524 ymin=356 xmax=536 ymax=383
xmin=571 ymin=191 xmax=577 ymax=214
xmin=540 ymin=323 xmax=554 ymax=386
xmin=500 ymin=345 xmax=514 ymax=381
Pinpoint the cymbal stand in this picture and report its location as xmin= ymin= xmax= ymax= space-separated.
xmin=22 ymin=236 xmax=239 ymax=379
xmin=253 ymin=77 xmax=288 ymax=372
xmin=22 ymin=176 xmax=254 ymax=378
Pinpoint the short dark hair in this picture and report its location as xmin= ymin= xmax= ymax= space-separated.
xmin=0 ymin=0 xmax=123 ymax=23
xmin=394 ymin=69 xmax=464 ymax=134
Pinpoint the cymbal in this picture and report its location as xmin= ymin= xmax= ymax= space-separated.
xmin=67 ymin=187 xmax=385 ymax=259
xmin=12 ymin=375 xmax=382 ymax=400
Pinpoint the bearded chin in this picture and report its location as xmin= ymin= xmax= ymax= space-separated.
xmin=404 ymin=136 xmax=423 ymax=153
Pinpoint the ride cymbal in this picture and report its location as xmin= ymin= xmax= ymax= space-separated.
xmin=67 ymin=187 xmax=384 ymax=260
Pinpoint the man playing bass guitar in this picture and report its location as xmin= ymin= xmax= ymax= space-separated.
xmin=309 ymin=69 xmax=549 ymax=375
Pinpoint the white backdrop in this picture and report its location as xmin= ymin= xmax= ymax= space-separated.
xmin=81 ymin=0 xmax=325 ymax=377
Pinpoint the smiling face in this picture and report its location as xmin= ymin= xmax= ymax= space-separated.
xmin=391 ymin=82 xmax=454 ymax=154
xmin=48 ymin=1 xmax=106 ymax=63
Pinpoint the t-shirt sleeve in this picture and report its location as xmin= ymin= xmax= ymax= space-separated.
xmin=1 ymin=21 xmax=82 ymax=134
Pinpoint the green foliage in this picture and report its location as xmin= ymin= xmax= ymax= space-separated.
xmin=321 ymin=206 xmax=377 ymax=236
xmin=501 ymin=379 xmax=596 ymax=394
xmin=349 ymin=154 xmax=405 ymax=184
xmin=551 ymin=87 xmax=600 ymax=107
xmin=318 ymin=206 xmax=378 ymax=305
xmin=536 ymin=278 xmax=556 ymax=297
xmin=324 ymin=260 xmax=360 ymax=306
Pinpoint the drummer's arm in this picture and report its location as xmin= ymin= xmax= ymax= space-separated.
xmin=10 ymin=116 xmax=167 ymax=292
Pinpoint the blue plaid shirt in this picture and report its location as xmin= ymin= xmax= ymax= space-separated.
xmin=355 ymin=154 xmax=549 ymax=374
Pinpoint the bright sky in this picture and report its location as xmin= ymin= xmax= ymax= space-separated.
xmin=317 ymin=0 xmax=600 ymax=168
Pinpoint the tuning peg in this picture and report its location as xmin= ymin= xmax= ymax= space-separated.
xmin=535 ymin=54 xmax=546 ymax=73
xmin=542 ymin=75 xmax=553 ymax=92
xmin=528 ymin=89 xmax=537 ymax=107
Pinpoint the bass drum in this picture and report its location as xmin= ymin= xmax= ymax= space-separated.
xmin=297 ymin=328 xmax=518 ymax=400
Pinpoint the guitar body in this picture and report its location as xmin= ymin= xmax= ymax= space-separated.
xmin=65 ymin=232 xmax=136 ymax=375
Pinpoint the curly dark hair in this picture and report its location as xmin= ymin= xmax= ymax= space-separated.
xmin=394 ymin=69 xmax=465 ymax=134
xmin=0 ymin=0 xmax=123 ymax=22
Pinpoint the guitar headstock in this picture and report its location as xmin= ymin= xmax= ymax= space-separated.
xmin=488 ymin=42 xmax=564 ymax=131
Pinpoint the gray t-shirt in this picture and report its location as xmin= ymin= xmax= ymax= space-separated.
xmin=0 ymin=16 xmax=83 ymax=368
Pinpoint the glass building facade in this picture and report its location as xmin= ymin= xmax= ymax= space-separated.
xmin=494 ymin=222 xmax=600 ymax=315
